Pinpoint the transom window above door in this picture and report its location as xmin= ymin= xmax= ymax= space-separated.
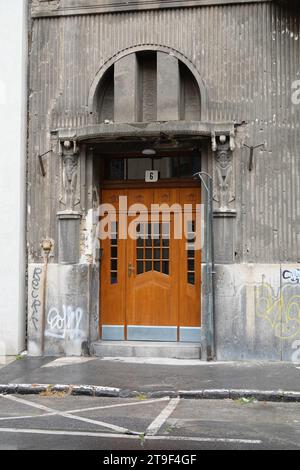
xmin=94 ymin=49 xmax=202 ymax=124
xmin=103 ymin=154 xmax=201 ymax=181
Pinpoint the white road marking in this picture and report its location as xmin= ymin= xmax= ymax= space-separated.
xmin=0 ymin=414 xmax=55 ymax=422
xmin=0 ymin=396 xmax=169 ymax=422
xmin=67 ymin=396 xmax=170 ymax=414
xmin=146 ymin=397 xmax=180 ymax=436
xmin=1 ymin=394 xmax=135 ymax=435
xmin=0 ymin=427 xmax=263 ymax=444
xmin=42 ymin=357 xmax=96 ymax=368
xmin=149 ymin=435 xmax=263 ymax=445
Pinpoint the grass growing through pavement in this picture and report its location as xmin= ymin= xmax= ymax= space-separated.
xmin=235 ymin=397 xmax=257 ymax=405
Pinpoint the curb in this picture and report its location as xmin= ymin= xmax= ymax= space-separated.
xmin=0 ymin=384 xmax=300 ymax=402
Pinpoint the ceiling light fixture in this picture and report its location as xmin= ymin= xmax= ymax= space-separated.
xmin=142 ymin=149 xmax=156 ymax=156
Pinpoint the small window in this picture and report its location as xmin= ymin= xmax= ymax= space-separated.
xmin=187 ymin=220 xmax=196 ymax=285
xmin=136 ymin=222 xmax=170 ymax=276
xmin=103 ymin=154 xmax=201 ymax=181
xmin=110 ymin=222 xmax=118 ymax=284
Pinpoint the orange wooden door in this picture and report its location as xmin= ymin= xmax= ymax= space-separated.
xmin=126 ymin=189 xmax=179 ymax=340
xmin=100 ymin=187 xmax=201 ymax=342
xmin=100 ymin=189 xmax=126 ymax=341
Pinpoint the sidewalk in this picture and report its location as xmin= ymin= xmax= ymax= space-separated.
xmin=0 ymin=356 xmax=299 ymax=400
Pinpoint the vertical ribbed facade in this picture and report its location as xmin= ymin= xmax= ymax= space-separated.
xmin=28 ymin=2 xmax=300 ymax=263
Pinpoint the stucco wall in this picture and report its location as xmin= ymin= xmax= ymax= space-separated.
xmin=215 ymin=264 xmax=300 ymax=361
xmin=0 ymin=1 xmax=27 ymax=355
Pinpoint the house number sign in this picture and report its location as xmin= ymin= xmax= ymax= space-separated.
xmin=145 ymin=170 xmax=159 ymax=182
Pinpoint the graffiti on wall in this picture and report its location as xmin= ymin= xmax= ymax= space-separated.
xmin=282 ymin=269 xmax=300 ymax=284
xmin=30 ymin=267 xmax=43 ymax=332
xmin=45 ymin=305 xmax=85 ymax=340
xmin=255 ymin=280 xmax=300 ymax=340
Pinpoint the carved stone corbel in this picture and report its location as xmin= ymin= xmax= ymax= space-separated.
xmin=212 ymin=134 xmax=236 ymax=215
xmin=57 ymin=140 xmax=82 ymax=264
xmin=59 ymin=140 xmax=80 ymax=211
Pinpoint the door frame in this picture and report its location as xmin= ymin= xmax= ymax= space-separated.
xmin=99 ymin=182 xmax=202 ymax=343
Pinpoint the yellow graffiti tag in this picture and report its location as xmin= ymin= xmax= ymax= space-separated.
xmin=255 ymin=282 xmax=300 ymax=340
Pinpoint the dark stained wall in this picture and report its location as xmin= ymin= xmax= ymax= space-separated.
xmin=27 ymin=1 xmax=300 ymax=264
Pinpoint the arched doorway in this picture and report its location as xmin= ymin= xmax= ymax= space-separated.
xmin=91 ymin=48 xmax=205 ymax=343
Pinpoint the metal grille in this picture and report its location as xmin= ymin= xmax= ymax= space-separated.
xmin=110 ymin=222 xmax=118 ymax=284
xmin=136 ymin=222 xmax=170 ymax=275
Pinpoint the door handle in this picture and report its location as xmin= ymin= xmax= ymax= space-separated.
xmin=128 ymin=262 xmax=135 ymax=278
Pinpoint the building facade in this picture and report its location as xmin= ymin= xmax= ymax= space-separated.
xmin=27 ymin=0 xmax=300 ymax=361
xmin=0 ymin=1 xmax=28 ymax=357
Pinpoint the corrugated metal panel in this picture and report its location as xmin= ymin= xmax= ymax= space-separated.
xmin=28 ymin=2 xmax=300 ymax=263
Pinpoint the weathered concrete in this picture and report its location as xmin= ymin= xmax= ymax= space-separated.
xmin=91 ymin=341 xmax=201 ymax=359
xmin=1 ymin=357 xmax=300 ymax=401
xmin=26 ymin=1 xmax=300 ymax=362
xmin=214 ymin=264 xmax=300 ymax=361
xmin=28 ymin=264 xmax=91 ymax=357
xmin=31 ymin=0 xmax=271 ymax=18
xmin=157 ymin=52 xmax=180 ymax=121
xmin=58 ymin=213 xmax=81 ymax=264
xmin=27 ymin=261 xmax=300 ymax=361
xmin=114 ymin=54 xmax=138 ymax=123
xmin=0 ymin=383 xmax=300 ymax=402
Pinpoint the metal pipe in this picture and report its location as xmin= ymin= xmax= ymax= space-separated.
xmin=193 ymin=172 xmax=216 ymax=361
xmin=40 ymin=239 xmax=53 ymax=354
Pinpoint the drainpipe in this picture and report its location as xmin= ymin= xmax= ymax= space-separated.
xmin=193 ymin=172 xmax=216 ymax=361
xmin=40 ymin=239 xmax=52 ymax=355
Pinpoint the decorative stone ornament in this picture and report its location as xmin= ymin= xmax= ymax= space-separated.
xmin=59 ymin=140 xmax=80 ymax=211
xmin=212 ymin=134 xmax=236 ymax=215
xmin=57 ymin=140 xmax=82 ymax=264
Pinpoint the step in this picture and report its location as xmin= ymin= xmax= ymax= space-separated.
xmin=91 ymin=341 xmax=202 ymax=360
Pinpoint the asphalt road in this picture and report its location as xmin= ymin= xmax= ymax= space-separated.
xmin=0 ymin=394 xmax=299 ymax=450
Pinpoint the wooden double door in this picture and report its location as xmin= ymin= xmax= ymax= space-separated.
xmin=100 ymin=187 xmax=201 ymax=342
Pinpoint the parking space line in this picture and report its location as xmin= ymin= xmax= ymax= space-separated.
xmin=0 ymin=414 xmax=55 ymax=422
xmin=0 ymin=396 xmax=169 ymax=423
xmin=0 ymin=427 xmax=263 ymax=445
xmin=1 ymin=394 xmax=136 ymax=435
xmin=149 ymin=435 xmax=263 ymax=445
xmin=146 ymin=397 xmax=180 ymax=436
xmin=67 ymin=397 xmax=170 ymax=414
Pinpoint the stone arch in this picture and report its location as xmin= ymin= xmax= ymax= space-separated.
xmin=88 ymin=44 xmax=208 ymax=121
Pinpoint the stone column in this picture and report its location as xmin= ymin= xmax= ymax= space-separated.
xmin=57 ymin=140 xmax=81 ymax=264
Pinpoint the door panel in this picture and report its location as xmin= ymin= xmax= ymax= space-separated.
xmin=126 ymin=217 xmax=179 ymax=327
xmin=100 ymin=187 xmax=201 ymax=341
xmin=100 ymin=191 xmax=126 ymax=330
xmin=179 ymin=187 xmax=201 ymax=328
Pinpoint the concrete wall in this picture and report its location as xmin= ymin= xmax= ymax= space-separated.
xmin=28 ymin=264 xmax=93 ymax=356
xmin=27 ymin=2 xmax=300 ymax=265
xmin=215 ymin=264 xmax=300 ymax=361
xmin=0 ymin=1 xmax=28 ymax=356
xmin=26 ymin=1 xmax=300 ymax=360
